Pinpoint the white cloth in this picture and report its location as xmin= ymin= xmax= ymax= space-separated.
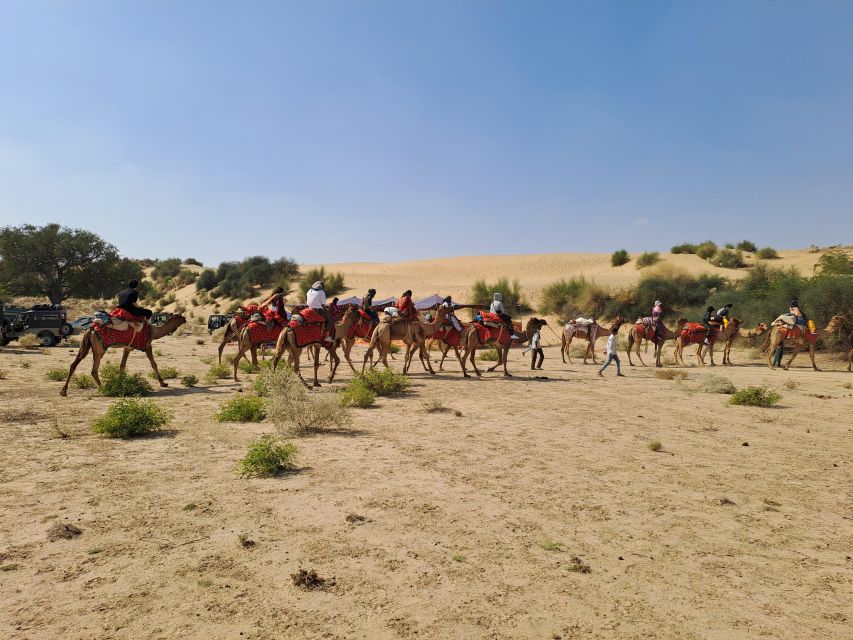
xmin=530 ymin=331 xmax=541 ymax=350
xmin=605 ymin=334 xmax=618 ymax=355
xmin=490 ymin=300 xmax=505 ymax=314
xmin=442 ymin=302 xmax=462 ymax=331
xmin=384 ymin=307 xmax=399 ymax=316
xmin=306 ymin=288 xmax=327 ymax=309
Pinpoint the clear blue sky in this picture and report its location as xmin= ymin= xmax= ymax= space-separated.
xmin=1 ymin=1 xmax=851 ymax=265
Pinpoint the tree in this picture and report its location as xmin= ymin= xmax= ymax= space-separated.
xmin=0 ymin=223 xmax=143 ymax=304
xmin=815 ymin=249 xmax=853 ymax=276
xmin=470 ymin=277 xmax=529 ymax=311
xmin=299 ymin=267 xmax=345 ymax=298
xmin=611 ymin=249 xmax=630 ymax=266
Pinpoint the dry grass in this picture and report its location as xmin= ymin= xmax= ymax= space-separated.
xmin=648 ymin=439 xmax=663 ymax=452
xmin=17 ymin=334 xmax=40 ymax=348
xmin=698 ymin=374 xmax=736 ymax=394
xmin=654 ymin=369 xmax=688 ymax=381
xmin=263 ymin=369 xmax=351 ymax=436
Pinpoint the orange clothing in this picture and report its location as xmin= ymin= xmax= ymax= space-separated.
xmin=396 ymin=295 xmax=415 ymax=319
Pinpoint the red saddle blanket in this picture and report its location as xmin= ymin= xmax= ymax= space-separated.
xmin=433 ymin=326 xmax=461 ymax=347
xmin=780 ymin=326 xmax=817 ymax=343
xmin=474 ymin=322 xmax=510 ymax=346
xmin=347 ymin=317 xmax=375 ymax=340
xmin=480 ymin=312 xmax=503 ymax=324
xmin=246 ymin=322 xmax=283 ymax=344
xmin=635 ymin=323 xmax=657 ymax=341
xmin=298 ymin=307 xmax=325 ymax=324
xmin=290 ymin=323 xmax=326 ymax=348
xmin=93 ymin=322 xmax=151 ymax=351
xmin=110 ymin=308 xmax=146 ymax=322
xmin=679 ymin=322 xmax=720 ymax=345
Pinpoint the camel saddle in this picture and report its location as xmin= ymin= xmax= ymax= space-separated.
xmin=634 ymin=318 xmax=658 ymax=341
xmin=105 ymin=308 xmax=146 ymax=334
xmin=296 ymin=307 xmax=325 ymax=325
xmin=479 ymin=311 xmax=504 ymax=329
xmin=680 ymin=322 xmax=719 ymax=345
xmin=778 ymin=325 xmax=817 ymax=343
xmin=572 ymin=317 xmax=596 ymax=326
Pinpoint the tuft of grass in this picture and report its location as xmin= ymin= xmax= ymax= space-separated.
xmin=654 ymin=369 xmax=688 ymax=381
xmin=215 ymin=395 xmax=266 ymax=422
xmin=238 ymin=359 xmax=258 ymax=374
xmin=423 ymin=399 xmax=448 ymax=413
xmin=635 ymin=251 xmax=661 ymax=269
xmin=388 ymin=343 xmax=401 ymax=354
xmin=87 ymin=547 xmax=103 ymax=555
xmin=842 ymin=382 xmax=852 ymax=390
xmin=782 ymin=379 xmax=800 ymax=390
xmin=648 ymin=439 xmax=663 ymax=452
xmin=20 ymin=361 xmax=31 ymax=369
xmin=751 ymin=411 xmax=778 ymax=424
xmin=150 ymin=366 xmax=179 ymax=380
xmin=357 ymin=369 xmax=409 ymax=396
xmin=451 ymin=554 xmax=465 ymax=563
xmin=291 ymin=568 xmax=332 ymax=590
xmin=698 ymin=374 xmax=736 ymax=394
xmin=237 ymin=533 xmax=256 ymax=548
xmin=45 ymin=368 xmax=68 ymax=382
xmin=730 ymin=386 xmax=781 ymax=407
xmin=567 ymin=556 xmax=591 ymax=573
xmin=72 ymin=374 xmax=97 ymax=389
xmin=180 ymin=374 xmax=198 ymax=388
xmin=182 ymin=502 xmax=198 ymax=511
xmin=237 ymin=435 xmax=297 ymax=477
xmin=611 ymin=249 xmax=630 ymax=267
xmin=539 ymin=541 xmax=562 ymax=552
xmin=204 ymin=363 xmax=231 ymax=384
xmin=154 ymin=349 xmax=164 ymax=357
xmin=99 ymin=369 xmax=152 ymax=397
xmin=263 ymin=368 xmax=351 ymax=435
xmin=478 ymin=348 xmax=499 ymax=361
xmin=18 ymin=333 xmax=41 ymax=348
xmin=339 ymin=378 xmax=377 ymax=408
xmin=92 ymin=399 xmax=170 ymax=438
xmin=756 ymin=247 xmax=779 ymax=259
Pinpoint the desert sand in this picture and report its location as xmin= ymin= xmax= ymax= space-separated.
xmin=1 ymin=319 xmax=851 ymax=639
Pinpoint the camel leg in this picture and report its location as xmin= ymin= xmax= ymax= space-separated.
xmin=632 ymin=336 xmax=647 ymax=367
xmin=60 ymin=331 xmax=94 ymax=396
xmin=438 ymin=343 xmax=450 ymax=371
xmin=119 ymin=347 xmax=131 ymax=371
xmin=312 ymin=346 xmax=321 ymax=387
xmin=290 ymin=349 xmax=311 ymax=389
xmin=419 ymin=339 xmax=436 ymax=374
xmin=565 ymin=337 xmax=574 ymax=365
xmin=809 ymin=344 xmax=820 ymax=371
xmin=218 ymin=326 xmax=232 ymax=364
xmin=502 ymin=347 xmax=512 ymax=377
xmin=783 ymin=349 xmax=798 ymax=370
xmin=469 ymin=346 xmax=483 ymax=377
xmin=145 ymin=346 xmax=168 ymax=388
xmin=91 ymin=347 xmax=105 ymax=388
xmin=561 ymin=335 xmax=567 ymax=364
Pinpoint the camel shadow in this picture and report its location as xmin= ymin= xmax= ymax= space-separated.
xmin=137 ymin=428 xmax=180 ymax=440
xmin=153 ymin=386 xmax=219 ymax=397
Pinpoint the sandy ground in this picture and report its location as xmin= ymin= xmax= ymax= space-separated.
xmin=1 ymin=329 xmax=851 ymax=639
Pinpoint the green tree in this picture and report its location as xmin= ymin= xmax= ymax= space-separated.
xmin=470 ymin=277 xmax=528 ymax=311
xmin=611 ymin=249 xmax=630 ymax=266
xmin=299 ymin=267 xmax=345 ymax=298
xmin=815 ymin=249 xmax=853 ymax=276
xmin=0 ymin=223 xmax=142 ymax=304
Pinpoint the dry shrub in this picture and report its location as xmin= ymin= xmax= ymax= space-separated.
xmin=654 ymin=369 xmax=688 ymax=381
xmin=45 ymin=368 xmax=68 ymax=382
xmin=698 ymin=374 xmax=736 ymax=394
xmin=478 ymin=348 xmax=499 ymax=361
xmin=648 ymin=439 xmax=663 ymax=452
xmin=782 ymin=379 xmax=800 ymax=390
xmin=730 ymin=386 xmax=781 ymax=407
xmin=72 ymin=374 xmax=97 ymax=389
xmin=181 ymin=374 xmax=198 ymax=387
xmin=339 ymin=378 xmax=376 ymax=408
xmin=47 ymin=522 xmax=82 ymax=541
xmin=18 ymin=334 xmax=40 ymax=348
xmin=263 ymin=368 xmax=350 ymax=435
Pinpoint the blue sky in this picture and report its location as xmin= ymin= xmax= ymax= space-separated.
xmin=1 ymin=1 xmax=851 ymax=265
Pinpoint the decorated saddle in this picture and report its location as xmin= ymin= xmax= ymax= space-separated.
xmin=246 ymin=321 xmax=284 ymax=345
xmin=473 ymin=320 xmax=511 ymax=346
xmin=777 ymin=325 xmax=817 ymax=343
xmin=478 ymin=311 xmax=504 ymax=328
xmin=346 ymin=309 xmax=377 ymax=340
xmin=433 ymin=325 xmax=462 ymax=347
xmin=679 ymin=322 xmax=719 ymax=345
xmin=634 ymin=317 xmax=658 ymax=341
xmin=93 ymin=312 xmax=151 ymax=351
xmin=283 ymin=307 xmax=330 ymax=347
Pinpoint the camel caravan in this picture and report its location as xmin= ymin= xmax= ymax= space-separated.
xmin=58 ymin=279 xmax=851 ymax=396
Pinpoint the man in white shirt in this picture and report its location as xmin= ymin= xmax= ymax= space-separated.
xmin=598 ymin=326 xmax=624 ymax=377
xmin=441 ymin=296 xmax=462 ymax=332
xmin=488 ymin=293 xmax=520 ymax=340
xmin=306 ymin=281 xmax=334 ymax=343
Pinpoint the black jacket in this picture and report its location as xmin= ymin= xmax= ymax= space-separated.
xmin=117 ymin=288 xmax=152 ymax=318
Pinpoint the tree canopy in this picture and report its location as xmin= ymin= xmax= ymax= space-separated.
xmin=0 ymin=223 xmax=142 ymax=304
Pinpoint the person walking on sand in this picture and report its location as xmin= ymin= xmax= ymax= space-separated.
xmin=598 ymin=326 xmax=624 ymax=378
xmin=523 ymin=326 xmax=544 ymax=370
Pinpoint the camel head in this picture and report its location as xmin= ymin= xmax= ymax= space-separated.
xmin=340 ymin=305 xmax=358 ymax=327
xmin=825 ymin=314 xmax=847 ymax=332
xmin=755 ymin=322 xmax=769 ymax=334
xmin=675 ymin=317 xmax=688 ymax=329
xmin=159 ymin=314 xmax=187 ymax=335
xmin=611 ymin=315 xmax=626 ymax=328
xmin=523 ymin=317 xmax=547 ymax=337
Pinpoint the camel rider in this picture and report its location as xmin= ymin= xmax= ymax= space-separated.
xmin=396 ymin=290 xmax=416 ymax=321
xmin=716 ymin=303 xmax=733 ymax=329
xmin=306 ymin=281 xmax=335 ymax=343
xmin=441 ymin=295 xmax=462 ymax=332
xmin=652 ymin=300 xmax=664 ymax=342
xmin=772 ymin=299 xmax=814 ymax=367
xmin=259 ymin=287 xmax=289 ymax=326
xmin=361 ymin=289 xmax=380 ymax=324
xmin=328 ymin=297 xmax=341 ymax=320
xmin=701 ymin=306 xmax=717 ymax=346
xmin=490 ymin=293 xmax=520 ymax=340
xmin=114 ymin=280 xmax=152 ymax=322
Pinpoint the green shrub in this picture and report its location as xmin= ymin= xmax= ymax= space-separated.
xmin=388 ymin=343 xmax=401 ymax=354
xmin=237 ymin=435 xmax=297 ymax=478
xmin=180 ymin=374 xmax=198 ymax=387
xmin=358 ymin=369 xmax=410 ymax=396
xmin=470 ymin=277 xmax=528 ymax=311
xmin=150 ymin=366 xmax=179 ymax=380
xmin=736 ymin=240 xmax=758 ymax=253
xmin=671 ymin=243 xmax=697 ymax=254
xmin=72 ymin=374 xmax=97 ymax=389
xmin=298 ymin=266 xmax=345 ymax=298
xmin=756 ymin=247 xmax=779 ymax=259
xmin=478 ymin=348 xmax=499 ymax=361
xmin=238 ymin=359 xmax=258 ymax=374
xmin=92 ymin=399 xmax=169 ymax=438
xmin=100 ymin=369 xmax=152 ymax=397
xmin=216 ymin=395 xmax=266 ymax=422
xmin=263 ymin=368 xmax=351 ymax=435
xmin=709 ymin=249 xmax=745 ymax=269
xmin=815 ymin=249 xmax=853 ymax=275
xmin=730 ymin=386 xmax=781 ymax=407
xmin=611 ymin=249 xmax=630 ymax=267
xmin=635 ymin=252 xmax=661 ymax=269
xmin=45 ymin=368 xmax=68 ymax=382
xmin=205 ymin=363 xmax=231 ymax=384
xmin=695 ymin=241 xmax=718 ymax=260
xmin=339 ymin=378 xmax=377 ymax=408
xmin=540 ymin=276 xmax=611 ymax=319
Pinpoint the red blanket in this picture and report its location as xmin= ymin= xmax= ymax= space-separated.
xmin=246 ymin=322 xmax=283 ymax=344
xmin=110 ymin=308 xmax=146 ymax=322
xmin=780 ymin=326 xmax=817 ymax=343
xmin=93 ymin=322 xmax=151 ymax=351
xmin=480 ymin=312 xmax=503 ymax=324
xmin=635 ymin=323 xmax=657 ymax=341
xmin=299 ymin=307 xmax=325 ymax=324
xmin=680 ymin=322 xmax=719 ymax=345
xmin=347 ymin=318 xmax=375 ymax=340
xmin=290 ymin=323 xmax=325 ymax=348
xmin=475 ymin=323 xmax=510 ymax=346
xmin=433 ymin=326 xmax=461 ymax=347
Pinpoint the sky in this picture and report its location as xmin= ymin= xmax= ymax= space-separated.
xmin=1 ymin=0 xmax=851 ymax=266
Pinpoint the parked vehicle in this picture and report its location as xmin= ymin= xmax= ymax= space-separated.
xmin=1 ymin=303 xmax=72 ymax=347
xmin=70 ymin=311 xmax=110 ymax=333
xmin=207 ymin=314 xmax=233 ymax=333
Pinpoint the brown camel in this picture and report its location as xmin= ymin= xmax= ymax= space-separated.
xmin=362 ymin=311 xmax=435 ymax=375
xmin=702 ymin=321 xmax=768 ymax=366
xmin=265 ymin=306 xmax=359 ymax=388
xmin=673 ymin=319 xmax=768 ymax=367
xmin=217 ymin=314 xmax=251 ymax=364
xmin=765 ymin=315 xmax=845 ymax=371
xmin=459 ymin=317 xmax=547 ymax=378
xmin=402 ymin=306 xmax=463 ymax=372
xmin=561 ymin=316 xmax=626 ymax=365
xmin=337 ymin=310 xmax=380 ymax=373
xmin=60 ymin=315 xmax=187 ymax=396
xmin=625 ymin=318 xmax=687 ymax=367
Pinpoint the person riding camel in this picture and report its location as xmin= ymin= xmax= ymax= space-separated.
xmin=306 ymin=281 xmax=335 ymax=343
xmin=652 ymin=300 xmax=664 ymax=343
xmin=441 ymin=295 xmax=463 ymax=332
xmin=361 ymin=289 xmax=380 ymax=324
xmin=701 ymin=305 xmax=718 ymax=345
xmin=328 ymin=297 xmax=341 ymax=321
xmin=258 ymin=286 xmax=289 ymax=327
xmin=111 ymin=279 xmax=152 ymax=324
xmin=396 ymin=290 xmax=416 ymax=321
xmin=489 ymin=293 xmax=520 ymax=340
xmin=716 ymin=303 xmax=733 ymax=329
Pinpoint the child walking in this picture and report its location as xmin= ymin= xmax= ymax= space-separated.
xmin=598 ymin=326 xmax=624 ymax=377
xmin=524 ymin=327 xmax=544 ymax=370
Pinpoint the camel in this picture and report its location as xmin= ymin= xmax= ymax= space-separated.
xmin=60 ymin=315 xmax=187 ymax=396
xmin=217 ymin=314 xmax=249 ymax=364
xmin=265 ymin=306 xmax=359 ymax=388
xmin=362 ymin=311 xmax=436 ymax=375
xmin=673 ymin=319 xmax=769 ymax=367
xmin=765 ymin=315 xmax=845 ymax=371
xmin=561 ymin=316 xmax=626 ymax=364
xmin=402 ymin=306 xmax=464 ymax=372
xmin=459 ymin=317 xmax=547 ymax=378
xmin=625 ymin=318 xmax=687 ymax=367
xmin=337 ymin=310 xmax=380 ymax=373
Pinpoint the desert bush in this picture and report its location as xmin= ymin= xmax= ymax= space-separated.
xmin=92 ymin=399 xmax=169 ymax=438
xmin=180 ymin=374 xmax=198 ymax=387
xmin=478 ymin=348 xmax=499 ymax=361
xmin=150 ymin=366 xmax=179 ymax=380
xmin=756 ymin=247 xmax=779 ymax=259
xmin=45 ymin=367 xmax=68 ymax=382
xmin=635 ymin=252 xmax=661 ymax=269
xmin=215 ymin=256 xmax=299 ymax=299
xmin=698 ymin=374 xmax=736 ymax=394
xmin=237 ymin=435 xmax=297 ymax=478
xmin=736 ymin=240 xmax=758 ymax=253
xmin=216 ymin=395 xmax=266 ymax=422
xmin=339 ymin=378 xmax=377 ymax=408
xmin=205 ymin=363 xmax=231 ymax=384
xmin=470 ymin=277 xmax=528 ymax=311
xmin=611 ymin=249 xmax=630 ymax=267
xmin=671 ymin=243 xmax=697 ymax=254
xmin=100 ymin=368 xmax=152 ymax=397
xmin=358 ymin=369 xmax=410 ymax=396
xmin=815 ymin=249 xmax=853 ymax=276
xmin=263 ymin=368 xmax=351 ymax=435
xmin=709 ymin=249 xmax=745 ymax=269
xmin=298 ymin=266 xmax=345 ymax=298
xmin=72 ymin=374 xmax=97 ymax=389
xmin=20 ymin=361 xmax=31 ymax=369
xmin=654 ymin=369 xmax=688 ymax=381
xmin=695 ymin=241 xmax=718 ymax=260
xmin=647 ymin=439 xmax=662 ymax=452
xmin=184 ymin=257 xmax=203 ymax=266
xmin=424 ymin=399 xmax=449 ymax=413
xmin=540 ymin=276 xmax=611 ymax=319
xmin=151 ymin=258 xmax=183 ymax=281
xmin=730 ymin=386 xmax=781 ymax=407
xmin=388 ymin=343 xmax=401 ymax=354
xmin=196 ymin=269 xmax=218 ymax=292
xmin=18 ymin=334 xmax=40 ymax=348
xmin=782 ymin=379 xmax=800 ymax=390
